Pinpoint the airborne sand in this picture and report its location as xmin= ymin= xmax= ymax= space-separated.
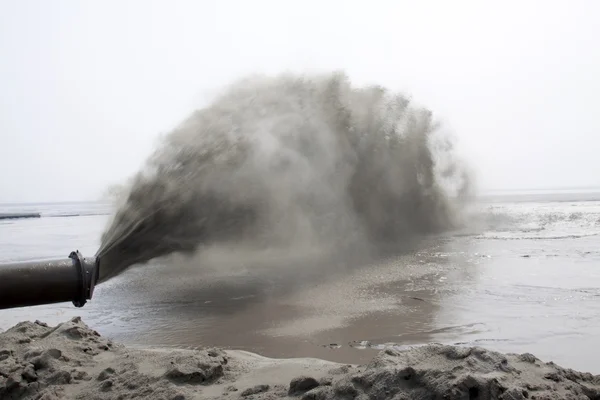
xmin=96 ymin=72 xmax=471 ymax=283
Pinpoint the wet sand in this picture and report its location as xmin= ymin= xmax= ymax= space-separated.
xmin=3 ymin=317 xmax=600 ymax=400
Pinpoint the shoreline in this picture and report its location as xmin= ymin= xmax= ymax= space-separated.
xmin=1 ymin=318 xmax=599 ymax=399
xmin=0 ymin=213 xmax=41 ymax=220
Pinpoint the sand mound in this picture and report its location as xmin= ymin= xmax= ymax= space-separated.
xmin=1 ymin=318 xmax=599 ymax=399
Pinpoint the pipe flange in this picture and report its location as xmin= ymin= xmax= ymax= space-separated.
xmin=69 ymin=250 xmax=87 ymax=307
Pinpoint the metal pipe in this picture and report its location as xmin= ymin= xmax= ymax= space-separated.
xmin=0 ymin=251 xmax=99 ymax=310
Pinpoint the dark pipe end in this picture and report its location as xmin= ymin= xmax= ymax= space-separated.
xmin=0 ymin=251 xmax=101 ymax=310
xmin=68 ymin=251 xmax=99 ymax=308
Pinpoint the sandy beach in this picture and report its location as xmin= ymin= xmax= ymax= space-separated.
xmin=2 ymin=317 xmax=599 ymax=400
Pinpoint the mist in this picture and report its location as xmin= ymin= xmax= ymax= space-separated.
xmin=96 ymin=72 xmax=471 ymax=282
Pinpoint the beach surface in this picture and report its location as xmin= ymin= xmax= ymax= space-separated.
xmin=2 ymin=317 xmax=599 ymax=400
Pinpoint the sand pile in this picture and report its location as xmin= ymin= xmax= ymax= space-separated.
xmin=1 ymin=318 xmax=599 ymax=400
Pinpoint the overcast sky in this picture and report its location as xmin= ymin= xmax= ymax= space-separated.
xmin=1 ymin=0 xmax=599 ymax=202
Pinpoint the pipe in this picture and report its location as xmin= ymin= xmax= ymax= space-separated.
xmin=0 ymin=251 xmax=99 ymax=310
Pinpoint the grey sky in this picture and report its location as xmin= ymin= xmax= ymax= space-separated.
xmin=1 ymin=0 xmax=599 ymax=202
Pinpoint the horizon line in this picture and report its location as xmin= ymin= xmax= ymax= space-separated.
xmin=2 ymin=185 xmax=600 ymax=205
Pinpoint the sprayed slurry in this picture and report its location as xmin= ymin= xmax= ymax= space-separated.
xmin=96 ymin=72 xmax=471 ymax=282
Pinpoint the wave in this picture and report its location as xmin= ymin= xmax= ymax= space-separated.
xmin=476 ymin=232 xmax=600 ymax=241
xmin=464 ymin=201 xmax=600 ymax=240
